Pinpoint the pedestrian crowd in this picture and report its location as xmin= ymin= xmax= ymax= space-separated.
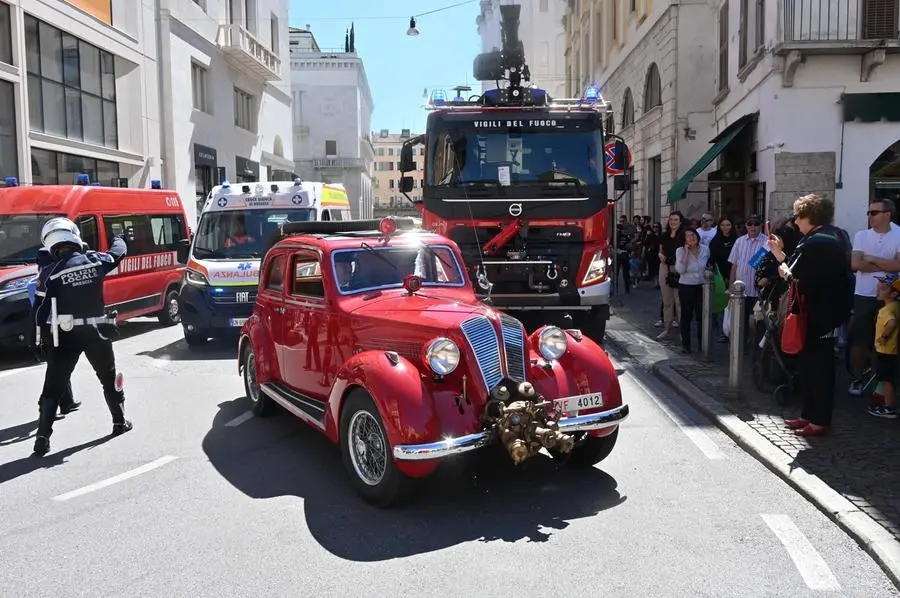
xmin=615 ymin=195 xmax=900 ymax=438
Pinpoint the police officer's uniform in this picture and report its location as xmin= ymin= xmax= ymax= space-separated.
xmin=31 ymin=246 xmax=81 ymax=417
xmin=33 ymin=218 xmax=133 ymax=456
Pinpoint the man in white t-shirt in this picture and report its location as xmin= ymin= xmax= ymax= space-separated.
xmin=697 ymin=213 xmax=717 ymax=246
xmin=848 ymin=198 xmax=900 ymax=395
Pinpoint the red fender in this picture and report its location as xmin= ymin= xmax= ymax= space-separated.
xmin=239 ymin=316 xmax=280 ymax=384
xmin=325 ymin=350 xmax=447 ymax=478
xmin=528 ymin=327 xmax=622 ymax=438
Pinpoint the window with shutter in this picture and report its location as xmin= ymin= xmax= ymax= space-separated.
xmin=862 ymin=0 xmax=898 ymax=39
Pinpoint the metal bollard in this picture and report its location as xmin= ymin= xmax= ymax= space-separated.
xmin=701 ymin=268 xmax=713 ymax=356
xmin=728 ymin=280 xmax=746 ymax=389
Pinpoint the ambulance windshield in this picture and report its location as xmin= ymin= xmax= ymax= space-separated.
xmin=193 ymin=209 xmax=315 ymax=259
xmin=0 ymin=214 xmax=66 ymax=265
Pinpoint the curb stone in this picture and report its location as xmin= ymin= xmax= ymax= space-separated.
xmin=650 ymin=361 xmax=900 ymax=589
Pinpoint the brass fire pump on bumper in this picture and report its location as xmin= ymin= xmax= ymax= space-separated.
xmin=482 ymin=379 xmax=575 ymax=464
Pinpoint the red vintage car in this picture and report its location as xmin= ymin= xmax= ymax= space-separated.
xmin=237 ymin=217 xmax=629 ymax=506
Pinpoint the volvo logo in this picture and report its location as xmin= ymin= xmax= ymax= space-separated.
xmin=509 ymin=203 xmax=523 ymax=217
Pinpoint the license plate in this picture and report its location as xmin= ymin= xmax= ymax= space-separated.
xmin=229 ymin=318 xmax=248 ymax=327
xmin=554 ymin=392 xmax=603 ymax=415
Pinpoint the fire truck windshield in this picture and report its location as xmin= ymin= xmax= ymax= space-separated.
xmin=421 ymin=111 xmax=608 ymax=220
xmin=426 ymin=114 xmax=604 ymax=190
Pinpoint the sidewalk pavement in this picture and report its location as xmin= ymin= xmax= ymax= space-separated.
xmin=605 ymin=279 xmax=900 ymax=586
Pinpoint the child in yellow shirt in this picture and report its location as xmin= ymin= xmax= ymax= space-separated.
xmin=871 ymin=273 xmax=900 ymax=419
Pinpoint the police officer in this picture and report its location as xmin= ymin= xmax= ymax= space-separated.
xmin=31 ymin=246 xmax=81 ymax=417
xmin=32 ymin=217 xmax=132 ymax=457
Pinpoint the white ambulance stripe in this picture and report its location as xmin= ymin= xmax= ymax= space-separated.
xmin=48 ymin=262 xmax=97 ymax=281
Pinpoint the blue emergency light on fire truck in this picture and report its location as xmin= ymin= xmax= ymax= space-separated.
xmin=396 ymin=4 xmax=632 ymax=343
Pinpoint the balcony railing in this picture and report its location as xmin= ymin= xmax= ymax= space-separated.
xmin=779 ymin=0 xmax=899 ymax=46
xmin=310 ymin=157 xmax=366 ymax=169
xmin=217 ymin=24 xmax=282 ymax=81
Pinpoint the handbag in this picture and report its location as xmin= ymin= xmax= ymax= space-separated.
xmin=666 ymin=270 xmax=680 ymax=288
xmin=781 ymin=281 xmax=806 ymax=355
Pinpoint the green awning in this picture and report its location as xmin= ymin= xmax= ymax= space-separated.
xmin=666 ymin=118 xmax=753 ymax=204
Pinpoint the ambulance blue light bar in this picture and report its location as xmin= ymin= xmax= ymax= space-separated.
xmin=584 ymin=84 xmax=600 ymax=103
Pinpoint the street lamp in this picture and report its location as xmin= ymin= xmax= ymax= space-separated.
xmin=407 ymin=17 xmax=419 ymax=36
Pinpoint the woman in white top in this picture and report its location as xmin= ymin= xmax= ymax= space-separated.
xmin=674 ymin=228 xmax=710 ymax=353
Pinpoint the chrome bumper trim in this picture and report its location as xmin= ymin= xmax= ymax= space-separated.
xmin=391 ymin=403 xmax=629 ymax=461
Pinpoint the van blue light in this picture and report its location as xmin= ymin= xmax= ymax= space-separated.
xmin=3 ymin=177 xmax=17 ymax=187
xmin=221 ymin=180 xmax=231 ymax=188
xmin=431 ymin=89 xmax=446 ymax=106
xmin=151 ymin=179 xmax=162 ymax=189
xmin=584 ymin=84 xmax=600 ymax=102
xmin=293 ymin=178 xmax=302 ymax=186
xmin=213 ymin=288 xmax=224 ymax=293
xmin=76 ymin=173 xmax=90 ymax=185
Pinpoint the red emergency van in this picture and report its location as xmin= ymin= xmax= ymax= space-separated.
xmin=0 ymin=182 xmax=191 ymax=348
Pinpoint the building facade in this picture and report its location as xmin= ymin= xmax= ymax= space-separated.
xmin=1 ymin=0 xmax=163 ymax=191
xmin=289 ymin=26 xmax=374 ymax=220
xmin=372 ymin=129 xmax=423 ymax=215
xmin=163 ymin=0 xmax=294 ymax=222
xmin=696 ymin=0 xmax=900 ymax=233
xmin=563 ymin=0 xmax=718 ymax=222
xmin=476 ymin=0 xmax=568 ymax=98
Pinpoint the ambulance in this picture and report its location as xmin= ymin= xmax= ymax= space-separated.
xmin=178 ymin=178 xmax=350 ymax=346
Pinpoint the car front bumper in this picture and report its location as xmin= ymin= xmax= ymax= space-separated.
xmin=392 ymin=403 xmax=629 ymax=461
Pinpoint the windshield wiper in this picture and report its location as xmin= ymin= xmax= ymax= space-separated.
xmin=536 ymin=172 xmax=584 ymax=194
xmin=416 ymin=243 xmax=456 ymax=274
xmin=360 ymin=242 xmax=399 ymax=271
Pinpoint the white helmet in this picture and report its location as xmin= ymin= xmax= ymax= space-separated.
xmin=41 ymin=217 xmax=82 ymax=253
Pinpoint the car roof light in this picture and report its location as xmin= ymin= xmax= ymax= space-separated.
xmin=584 ymin=84 xmax=600 ymax=103
xmin=3 ymin=177 xmax=18 ymax=187
xmin=403 ymin=274 xmax=422 ymax=294
xmin=430 ymin=89 xmax=446 ymax=107
xmin=379 ymin=217 xmax=398 ymax=236
xmin=76 ymin=173 xmax=91 ymax=185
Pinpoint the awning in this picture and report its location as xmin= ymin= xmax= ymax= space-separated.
xmin=666 ymin=113 xmax=757 ymax=203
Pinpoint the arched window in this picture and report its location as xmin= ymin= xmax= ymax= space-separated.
xmin=621 ymin=88 xmax=635 ymax=127
xmin=643 ymin=63 xmax=661 ymax=111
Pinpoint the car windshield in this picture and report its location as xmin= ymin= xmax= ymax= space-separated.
xmin=193 ymin=209 xmax=315 ymax=259
xmin=331 ymin=243 xmax=466 ymax=295
xmin=0 ymin=214 xmax=65 ymax=265
xmin=426 ymin=115 xmax=604 ymax=189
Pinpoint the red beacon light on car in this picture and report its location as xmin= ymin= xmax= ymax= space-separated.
xmin=403 ymin=274 xmax=423 ymax=294
xmin=379 ymin=217 xmax=398 ymax=236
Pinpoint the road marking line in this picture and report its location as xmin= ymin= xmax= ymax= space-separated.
xmin=761 ymin=513 xmax=842 ymax=592
xmin=52 ymin=455 xmax=179 ymax=502
xmin=610 ymin=356 xmax=726 ymax=460
xmin=225 ymin=410 xmax=254 ymax=427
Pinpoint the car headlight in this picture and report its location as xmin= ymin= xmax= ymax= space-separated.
xmin=185 ymin=269 xmax=208 ymax=286
xmin=1 ymin=276 xmax=32 ymax=293
xmin=582 ymin=249 xmax=607 ymax=284
xmin=424 ymin=337 xmax=460 ymax=375
xmin=538 ymin=326 xmax=567 ymax=360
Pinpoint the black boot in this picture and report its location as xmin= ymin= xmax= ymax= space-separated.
xmin=60 ymin=401 xmax=82 ymax=415
xmin=32 ymin=435 xmax=50 ymax=456
xmin=112 ymin=420 xmax=133 ymax=436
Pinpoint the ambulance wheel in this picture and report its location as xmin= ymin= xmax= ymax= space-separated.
xmin=158 ymin=288 xmax=181 ymax=326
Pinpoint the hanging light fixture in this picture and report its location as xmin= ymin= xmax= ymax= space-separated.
xmin=407 ymin=16 xmax=419 ymax=36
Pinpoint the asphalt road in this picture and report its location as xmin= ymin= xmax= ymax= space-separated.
xmin=0 ymin=320 xmax=897 ymax=597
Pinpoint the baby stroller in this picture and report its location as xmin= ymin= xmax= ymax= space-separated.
xmin=751 ymin=280 xmax=801 ymax=405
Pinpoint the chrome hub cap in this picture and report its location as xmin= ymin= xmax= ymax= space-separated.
xmin=348 ymin=411 xmax=387 ymax=486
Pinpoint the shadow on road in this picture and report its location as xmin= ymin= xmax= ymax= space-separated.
xmin=138 ymin=337 xmax=237 ymax=362
xmin=203 ymin=397 xmax=627 ymax=561
xmin=0 ymin=434 xmax=115 ymax=484
xmin=0 ymin=419 xmax=38 ymax=446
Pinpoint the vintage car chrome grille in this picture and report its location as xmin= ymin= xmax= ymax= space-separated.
xmin=499 ymin=314 xmax=526 ymax=381
xmin=460 ymin=316 xmax=504 ymax=390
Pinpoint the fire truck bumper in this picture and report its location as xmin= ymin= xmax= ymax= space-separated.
xmin=486 ymin=279 xmax=611 ymax=311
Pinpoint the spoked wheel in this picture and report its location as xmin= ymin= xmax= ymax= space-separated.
xmin=340 ymin=389 xmax=413 ymax=507
xmin=242 ymin=344 xmax=275 ymax=416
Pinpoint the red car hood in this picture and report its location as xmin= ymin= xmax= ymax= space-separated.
xmin=346 ymin=291 xmax=494 ymax=338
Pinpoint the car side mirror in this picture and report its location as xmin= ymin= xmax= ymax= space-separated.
xmin=399 ymin=144 xmax=416 ymax=173
xmin=399 ymin=176 xmax=414 ymax=193
xmin=614 ymin=140 xmax=629 ymax=171
xmin=176 ymin=239 xmax=190 ymax=264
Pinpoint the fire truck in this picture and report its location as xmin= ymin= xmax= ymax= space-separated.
xmin=397 ymin=4 xmax=630 ymax=342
